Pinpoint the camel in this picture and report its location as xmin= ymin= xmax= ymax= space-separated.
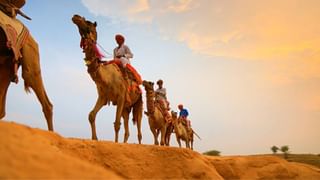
xmin=171 ymin=111 xmax=194 ymax=149
xmin=165 ymin=122 xmax=174 ymax=146
xmin=142 ymin=80 xmax=172 ymax=146
xmin=0 ymin=9 xmax=53 ymax=131
xmin=72 ymin=15 xmax=143 ymax=144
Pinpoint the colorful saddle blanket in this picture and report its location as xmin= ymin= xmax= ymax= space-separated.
xmin=106 ymin=59 xmax=143 ymax=85
xmin=0 ymin=10 xmax=29 ymax=60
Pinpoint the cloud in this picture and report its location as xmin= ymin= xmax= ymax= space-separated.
xmin=167 ymin=0 xmax=195 ymax=13
xmin=82 ymin=0 xmax=320 ymax=60
xmin=81 ymin=0 xmax=320 ymax=115
xmin=81 ymin=0 xmax=152 ymax=23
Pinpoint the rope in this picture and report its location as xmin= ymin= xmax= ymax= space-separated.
xmin=97 ymin=42 xmax=113 ymax=59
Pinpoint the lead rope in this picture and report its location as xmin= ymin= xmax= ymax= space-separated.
xmin=96 ymin=42 xmax=113 ymax=59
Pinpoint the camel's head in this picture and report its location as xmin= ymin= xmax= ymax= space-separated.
xmin=72 ymin=14 xmax=97 ymax=41
xmin=171 ymin=111 xmax=178 ymax=119
xmin=142 ymin=80 xmax=154 ymax=91
xmin=170 ymin=111 xmax=179 ymax=126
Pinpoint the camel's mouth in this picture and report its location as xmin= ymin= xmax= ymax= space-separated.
xmin=72 ymin=14 xmax=84 ymax=25
xmin=142 ymin=80 xmax=154 ymax=88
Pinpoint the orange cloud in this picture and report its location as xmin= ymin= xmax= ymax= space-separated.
xmin=167 ymin=0 xmax=195 ymax=13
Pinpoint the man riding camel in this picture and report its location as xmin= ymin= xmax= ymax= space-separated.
xmin=155 ymin=79 xmax=171 ymax=122
xmin=178 ymin=104 xmax=191 ymax=130
xmin=155 ymin=79 xmax=170 ymax=109
xmin=113 ymin=34 xmax=133 ymax=68
xmin=112 ymin=34 xmax=142 ymax=104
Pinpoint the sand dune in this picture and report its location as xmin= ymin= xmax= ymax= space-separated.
xmin=0 ymin=121 xmax=319 ymax=179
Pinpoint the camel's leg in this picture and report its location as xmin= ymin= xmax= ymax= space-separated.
xmin=190 ymin=133 xmax=194 ymax=150
xmin=185 ymin=134 xmax=190 ymax=149
xmin=122 ymin=108 xmax=130 ymax=143
xmin=165 ymin=134 xmax=170 ymax=146
xmin=114 ymin=98 xmax=125 ymax=143
xmin=133 ymin=96 xmax=143 ymax=144
xmin=156 ymin=129 xmax=160 ymax=137
xmin=160 ymin=125 xmax=167 ymax=146
xmin=151 ymin=127 xmax=159 ymax=145
xmin=191 ymin=139 xmax=194 ymax=150
xmin=136 ymin=114 xmax=142 ymax=144
xmin=165 ymin=125 xmax=173 ymax=146
xmin=185 ymin=140 xmax=190 ymax=149
xmin=176 ymin=136 xmax=182 ymax=148
xmin=89 ymin=96 xmax=105 ymax=140
xmin=21 ymin=36 xmax=53 ymax=131
xmin=0 ymin=60 xmax=11 ymax=119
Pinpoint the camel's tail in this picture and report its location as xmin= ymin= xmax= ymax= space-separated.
xmin=193 ymin=130 xmax=202 ymax=140
xmin=132 ymin=94 xmax=143 ymax=125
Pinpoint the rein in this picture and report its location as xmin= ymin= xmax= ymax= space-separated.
xmin=145 ymin=89 xmax=155 ymax=114
xmin=80 ymin=37 xmax=101 ymax=76
xmin=97 ymin=42 xmax=112 ymax=58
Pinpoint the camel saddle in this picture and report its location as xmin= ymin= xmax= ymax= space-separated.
xmin=155 ymin=102 xmax=172 ymax=123
xmin=0 ymin=9 xmax=29 ymax=60
xmin=106 ymin=60 xmax=142 ymax=84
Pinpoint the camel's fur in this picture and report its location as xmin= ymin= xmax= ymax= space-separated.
xmin=142 ymin=80 xmax=171 ymax=146
xmin=171 ymin=111 xmax=194 ymax=150
xmin=0 ymin=17 xmax=53 ymax=131
xmin=72 ymin=15 xmax=143 ymax=143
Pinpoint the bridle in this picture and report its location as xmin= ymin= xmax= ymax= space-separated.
xmin=78 ymin=24 xmax=101 ymax=76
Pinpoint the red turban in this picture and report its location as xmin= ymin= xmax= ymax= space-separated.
xmin=115 ymin=34 xmax=125 ymax=44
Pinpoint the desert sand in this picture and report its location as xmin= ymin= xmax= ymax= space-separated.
xmin=0 ymin=120 xmax=319 ymax=179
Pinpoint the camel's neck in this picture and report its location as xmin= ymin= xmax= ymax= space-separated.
xmin=82 ymin=38 xmax=101 ymax=78
xmin=174 ymin=119 xmax=183 ymax=136
xmin=86 ymin=58 xmax=100 ymax=77
xmin=145 ymin=89 xmax=155 ymax=114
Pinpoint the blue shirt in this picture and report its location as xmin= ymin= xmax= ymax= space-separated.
xmin=179 ymin=108 xmax=189 ymax=118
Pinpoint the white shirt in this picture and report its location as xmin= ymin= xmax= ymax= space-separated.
xmin=113 ymin=44 xmax=133 ymax=59
xmin=155 ymin=88 xmax=167 ymax=101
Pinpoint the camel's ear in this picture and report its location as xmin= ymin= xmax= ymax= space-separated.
xmin=94 ymin=21 xmax=97 ymax=27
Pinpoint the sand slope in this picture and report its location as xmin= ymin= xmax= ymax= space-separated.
xmin=0 ymin=121 xmax=319 ymax=179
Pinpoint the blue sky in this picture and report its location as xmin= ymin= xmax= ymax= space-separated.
xmin=5 ymin=0 xmax=320 ymax=155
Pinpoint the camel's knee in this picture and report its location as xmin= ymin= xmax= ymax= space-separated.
xmin=43 ymin=104 xmax=53 ymax=115
xmin=89 ymin=111 xmax=95 ymax=124
xmin=114 ymin=121 xmax=121 ymax=132
xmin=124 ymin=132 xmax=130 ymax=137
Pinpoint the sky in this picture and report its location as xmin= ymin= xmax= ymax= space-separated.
xmin=4 ymin=0 xmax=320 ymax=155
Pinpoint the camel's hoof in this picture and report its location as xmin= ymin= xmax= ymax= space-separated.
xmin=92 ymin=136 xmax=98 ymax=140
